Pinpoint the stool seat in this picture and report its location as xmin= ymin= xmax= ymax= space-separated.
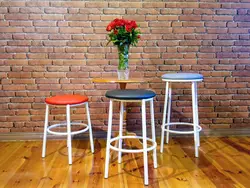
xmin=45 ymin=94 xmax=88 ymax=105
xmin=105 ymin=89 xmax=156 ymax=100
xmin=162 ymin=73 xmax=203 ymax=80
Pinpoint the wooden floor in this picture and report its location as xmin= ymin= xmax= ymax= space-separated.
xmin=0 ymin=136 xmax=250 ymax=187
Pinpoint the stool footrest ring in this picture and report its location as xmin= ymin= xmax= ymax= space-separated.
xmin=47 ymin=122 xmax=89 ymax=136
xmin=109 ymin=136 xmax=157 ymax=153
xmin=162 ymin=122 xmax=202 ymax=134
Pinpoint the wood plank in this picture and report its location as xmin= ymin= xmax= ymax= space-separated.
xmin=203 ymin=137 xmax=250 ymax=187
xmin=37 ymin=140 xmax=73 ymax=188
xmin=158 ymin=138 xmax=215 ymax=188
xmin=0 ymin=141 xmax=40 ymax=187
xmin=1 ymin=137 xmax=250 ymax=187
xmin=176 ymin=137 xmax=237 ymax=188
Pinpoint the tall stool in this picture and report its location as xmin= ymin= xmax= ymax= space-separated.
xmin=104 ymin=89 xmax=157 ymax=185
xmin=42 ymin=94 xmax=94 ymax=164
xmin=160 ymin=73 xmax=203 ymax=157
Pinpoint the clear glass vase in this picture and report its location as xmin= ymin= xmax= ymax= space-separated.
xmin=117 ymin=44 xmax=129 ymax=80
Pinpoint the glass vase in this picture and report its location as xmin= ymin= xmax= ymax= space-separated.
xmin=117 ymin=44 xmax=129 ymax=80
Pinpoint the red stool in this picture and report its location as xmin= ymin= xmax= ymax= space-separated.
xmin=42 ymin=94 xmax=94 ymax=164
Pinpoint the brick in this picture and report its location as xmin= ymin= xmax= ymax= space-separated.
xmin=175 ymin=2 xmax=199 ymax=8
xmin=173 ymin=28 xmax=194 ymax=33
xmin=183 ymin=21 xmax=204 ymax=27
xmin=44 ymin=8 xmax=67 ymax=14
xmin=103 ymin=9 xmax=125 ymax=15
xmin=5 ymin=14 xmax=29 ymax=20
xmin=25 ymin=2 xmax=49 ymax=7
xmin=85 ymin=2 xmax=108 ymax=8
xmin=65 ymin=15 xmax=88 ymax=21
xmin=179 ymin=15 xmax=201 ymax=21
xmin=207 ymin=28 xmax=228 ymax=34
xmin=1 ymin=2 xmax=25 ymax=7
xmin=216 ymin=9 xmax=236 ymax=15
xmin=68 ymin=21 xmax=91 ymax=27
xmin=33 ymin=21 xmax=56 ymax=27
xmin=5 ymin=60 xmax=28 ymax=65
xmin=213 ymin=15 xmax=233 ymax=21
xmin=229 ymin=28 xmax=249 ymax=34
xmin=233 ymin=47 xmax=250 ymax=52
xmin=160 ymin=9 xmax=182 ymax=15
xmin=0 ymin=27 xmax=23 ymax=33
xmin=234 ymin=15 xmax=250 ymax=21
xmin=158 ymin=15 xmax=178 ymax=21
xmin=139 ymin=9 xmax=160 ymax=16
xmin=205 ymin=22 xmax=226 ymax=27
xmin=142 ymin=2 xmax=164 ymax=8
xmin=20 ymin=7 xmax=43 ymax=14
xmin=217 ymin=53 xmax=238 ymax=58
xmin=7 ymin=40 xmax=31 ymax=46
xmin=227 ymin=20 xmax=237 ymax=27
xmin=200 ymin=47 xmax=221 ymax=53
xmin=179 ymin=40 xmax=201 ymax=46
xmin=3 ymin=85 xmax=26 ymax=91
xmin=213 ymin=40 xmax=234 ymax=46
xmin=199 ymin=3 xmax=221 ymax=8
xmin=193 ymin=9 xmax=215 ymax=15
xmin=0 ymin=21 xmax=9 ymax=27
xmin=36 ymin=27 xmax=58 ymax=34
xmin=59 ymin=27 xmax=82 ymax=34
xmin=0 ymin=34 xmax=12 ymax=39
xmin=25 ymin=34 xmax=48 ymax=40
xmin=42 ymin=15 xmax=64 ymax=20
xmin=51 ymin=2 xmax=85 ymax=8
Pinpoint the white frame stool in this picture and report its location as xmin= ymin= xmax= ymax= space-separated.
xmin=104 ymin=91 xmax=157 ymax=185
xmin=42 ymin=100 xmax=94 ymax=164
xmin=160 ymin=73 xmax=203 ymax=157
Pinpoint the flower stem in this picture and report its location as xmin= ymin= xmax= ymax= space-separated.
xmin=118 ymin=44 xmax=129 ymax=70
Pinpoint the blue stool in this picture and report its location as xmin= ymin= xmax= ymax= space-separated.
xmin=160 ymin=73 xmax=203 ymax=157
xmin=104 ymin=89 xmax=157 ymax=185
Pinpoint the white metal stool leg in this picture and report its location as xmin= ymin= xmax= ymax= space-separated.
xmin=166 ymin=82 xmax=172 ymax=144
xmin=86 ymin=102 xmax=94 ymax=153
xmin=42 ymin=104 xmax=49 ymax=158
xmin=105 ymin=100 xmax=113 ymax=178
xmin=142 ymin=100 xmax=148 ymax=185
xmin=150 ymin=99 xmax=157 ymax=169
xmin=118 ymin=101 xmax=124 ymax=164
xmin=160 ymin=82 xmax=169 ymax=153
xmin=66 ymin=105 xmax=72 ymax=164
xmin=194 ymin=85 xmax=200 ymax=147
xmin=192 ymin=82 xmax=199 ymax=157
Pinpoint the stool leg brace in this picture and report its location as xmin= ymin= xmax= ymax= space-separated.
xmin=42 ymin=102 xmax=94 ymax=164
xmin=105 ymin=98 xmax=157 ymax=185
xmin=160 ymin=81 xmax=200 ymax=157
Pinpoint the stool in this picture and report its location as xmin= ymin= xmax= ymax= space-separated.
xmin=104 ymin=89 xmax=157 ymax=185
xmin=160 ymin=73 xmax=203 ymax=157
xmin=42 ymin=94 xmax=94 ymax=164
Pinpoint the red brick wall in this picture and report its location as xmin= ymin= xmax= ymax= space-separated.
xmin=0 ymin=1 xmax=250 ymax=133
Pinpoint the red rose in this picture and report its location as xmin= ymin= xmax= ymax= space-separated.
xmin=113 ymin=18 xmax=125 ymax=27
xmin=106 ymin=24 xmax=112 ymax=31
xmin=137 ymin=35 xmax=141 ymax=39
xmin=125 ymin=24 xmax=133 ymax=32
xmin=114 ymin=29 xmax=118 ymax=35
xmin=130 ymin=20 xmax=137 ymax=29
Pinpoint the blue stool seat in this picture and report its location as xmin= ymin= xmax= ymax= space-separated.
xmin=162 ymin=73 xmax=203 ymax=80
xmin=105 ymin=89 xmax=156 ymax=100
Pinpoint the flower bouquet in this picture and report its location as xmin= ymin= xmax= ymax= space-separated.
xmin=106 ymin=18 xmax=141 ymax=79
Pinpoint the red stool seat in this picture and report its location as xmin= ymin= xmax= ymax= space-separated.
xmin=45 ymin=95 xmax=88 ymax=105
